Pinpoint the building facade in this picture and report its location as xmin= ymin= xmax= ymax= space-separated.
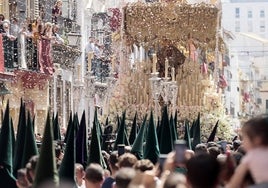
xmin=222 ymin=0 xmax=268 ymax=122
xmin=0 ymin=0 xmax=82 ymax=132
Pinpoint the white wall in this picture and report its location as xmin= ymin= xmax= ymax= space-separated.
xmin=222 ymin=1 xmax=268 ymax=39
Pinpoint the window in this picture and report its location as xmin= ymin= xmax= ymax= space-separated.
xmin=235 ymin=21 xmax=240 ymax=32
xmin=248 ymin=10 xmax=253 ymax=18
xmin=235 ymin=8 xmax=240 ymax=18
xmin=260 ymin=20 xmax=265 ymax=32
xmin=248 ymin=21 xmax=253 ymax=32
xmin=260 ymin=10 xmax=265 ymax=18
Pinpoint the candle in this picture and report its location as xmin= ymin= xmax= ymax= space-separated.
xmin=165 ymin=58 xmax=169 ymax=78
xmin=134 ymin=45 xmax=138 ymax=62
xmin=171 ymin=67 xmax=175 ymax=82
xmin=88 ymin=52 xmax=94 ymax=72
xmin=140 ymin=46 xmax=143 ymax=63
xmin=152 ymin=54 xmax=157 ymax=73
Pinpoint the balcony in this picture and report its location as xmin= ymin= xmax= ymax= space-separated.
xmin=52 ymin=43 xmax=81 ymax=69
xmin=0 ymin=34 xmax=81 ymax=87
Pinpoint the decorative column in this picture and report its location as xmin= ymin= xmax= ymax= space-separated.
xmin=85 ymin=71 xmax=96 ymax=132
xmin=149 ymin=72 xmax=162 ymax=120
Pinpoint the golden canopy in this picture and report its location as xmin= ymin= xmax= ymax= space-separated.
xmin=123 ymin=2 xmax=220 ymax=49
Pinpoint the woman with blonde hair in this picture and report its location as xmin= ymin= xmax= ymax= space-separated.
xmin=31 ymin=17 xmax=43 ymax=70
xmin=39 ymin=22 xmax=54 ymax=75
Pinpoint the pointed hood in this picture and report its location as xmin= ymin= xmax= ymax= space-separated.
xmin=73 ymin=113 xmax=80 ymax=135
xmin=144 ymin=111 xmax=160 ymax=164
xmin=173 ymin=111 xmax=178 ymax=139
xmin=105 ymin=116 xmax=109 ymax=127
xmin=189 ymin=119 xmax=195 ymax=138
xmin=102 ymin=117 xmax=114 ymax=151
xmin=33 ymin=112 xmax=59 ymax=188
xmin=59 ymin=110 xmax=76 ymax=186
xmin=207 ymin=120 xmax=219 ymax=143
xmin=53 ymin=112 xmax=61 ymax=141
xmin=96 ymin=114 xmax=103 ymax=146
xmin=170 ymin=114 xmax=178 ymax=143
xmin=32 ymin=114 xmax=36 ymax=133
xmin=64 ymin=112 xmax=73 ymax=143
xmin=192 ymin=113 xmax=201 ymax=150
xmin=130 ymin=114 xmax=147 ymax=159
xmin=0 ymin=101 xmax=17 ymax=188
xmin=113 ymin=110 xmax=129 ymax=150
xmin=13 ymin=99 xmax=27 ymax=175
xmin=76 ymin=110 xmax=88 ymax=168
xmin=21 ymin=111 xmax=38 ymax=168
xmin=87 ymin=108 xmax=106 ymax=169
xmin=129 ymin=112 xmax=138 ymax=145
xmin=183 ymin=120 xmax=192 ymax=150
xmin=10 ymin=118 xmax=15 ymax=159
xmin=159 ymin=106 xmax=173 ymax=154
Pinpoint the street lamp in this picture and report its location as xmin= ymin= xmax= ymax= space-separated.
xmin=67 ymin=32 xmax=81 ymax=47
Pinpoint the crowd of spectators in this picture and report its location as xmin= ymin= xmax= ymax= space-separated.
xmin=13 ymin=114 xmax=268 ymax=188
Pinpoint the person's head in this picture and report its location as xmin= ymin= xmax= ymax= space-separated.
xmin=242 ymin=114 xmax=268 ymax=151
xmin=186 ymin=154 xmax=221 ymax=188
xmin=233 ymin=140 xmax=241 ymax=151
xmin=3 ymin=21 xmax=9 ymax=31
xmin=75 ymin=163 xmax=85 ymax=182
xmin=89 ymin=36 xmax=94 ymax=43
xmin=12 ymin=17 xmax=18 ymax=24
xmin=117 ymin=153 xmax=138 ymax=168
xmin=26 ymin=155 xmax=39 ymax=183
xmin=109 ymin=151 xmax=119 ymax=172
xmin=163 ymin=172 xmax=187 ymax=188
xmin=0 ymin=14 xmax=5 ymax=21
xmin=104 ymin=169 xmax=111 ymax=178
xmin=16 ymin=168 xmax=31 ymax=188
xmin=55 ymin=0 xmax=62 ymax=7
xmin=208 ymin=146 xmax=221 ymax=159
xmin=45 ymin=22 xmax=52 ymax=30
xmin=52 ymin=24 xmax=60 ymax=32
xmin=194 ymin=143 xmax=208 ymax=155
xmin=207 ymin=141 xmax=220 ymax=148
xmin=55 ymin=145 xmax=63 ymax=159
xmin=133 ymin=159 xmax=154 ymax=172
xmin=34 ymin=16 xmax=42 ymax=24
xmin=114 ymin=167 xmax=136 ymax=188
xmin=185 ymin=149 xmax=195 ymax=160
xmin=85 ymin=163 xmax=104 ymax=188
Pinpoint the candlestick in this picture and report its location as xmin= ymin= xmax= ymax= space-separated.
xmin=152 ymin=54 xmax=157 ymax=73
xmin=171 ymin=67 xmax=175 ymax=82
xmin=165 ymin=58 xmax=169 ymax=78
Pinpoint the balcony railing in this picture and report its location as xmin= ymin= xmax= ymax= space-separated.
xmin=52 ymin=44 xmax=81 ymax=69
xmin=0 ymin=34 xmax=81 ymax=74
